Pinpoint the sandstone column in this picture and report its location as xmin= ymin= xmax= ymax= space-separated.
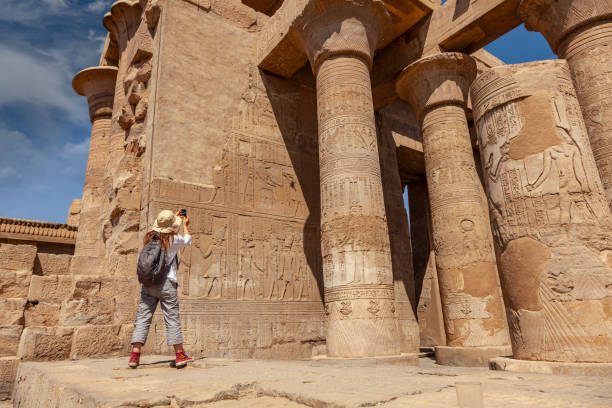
xmin=408 ymin=181 xmax=446 ymax=347
xmin=396 ymin=53 xmax=511 ymax=366
xmin=102 ymin=0 xmax=149 ymax=276
xmin=520 ymin=0 xmax=612 ymax=208
xmin=297 ymin=0 xmax=401 ymax=357
xmin=72 ymin=66 xmax=118 ymax=268
xmin=471 ymin=60 xmax=612 ymax=363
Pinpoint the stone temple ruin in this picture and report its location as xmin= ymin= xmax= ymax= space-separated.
xmin=2 ymin=0 xmax=612 ymax=401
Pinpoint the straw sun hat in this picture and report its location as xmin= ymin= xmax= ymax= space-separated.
xmin=152 ymin=210 xmax=182 ymax=234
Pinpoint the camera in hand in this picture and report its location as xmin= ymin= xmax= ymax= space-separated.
xmin=180 ymin=209 xmax=187 ymax=217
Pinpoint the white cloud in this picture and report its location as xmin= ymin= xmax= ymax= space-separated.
xmin=0 ymin=44 xmax=83 ymax=120
xmin=87 ymin=0 xmax=112 ymax=13
xmin=0 ymin=126 xmax=89 ymax=188
xmin=1 ymin=0 xmax=68 ymax=23
xmin=62 ymin=138 xmax=90 ymax=157
xmin=42 ymin=0 xmax=69 ymax=11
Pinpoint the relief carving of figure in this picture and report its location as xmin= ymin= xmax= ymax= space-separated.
xmin=267 ymin=234 xmax=281 ymax=299
xmin=255 ymin=162 xmax=283 ymax=209
xmin=192 ymin=226 xmax=226 ymax=298
xmin=279 ymin=232 xmax=295 ymax=301
xmin=238 ymin=232 xmax=259 ymax=300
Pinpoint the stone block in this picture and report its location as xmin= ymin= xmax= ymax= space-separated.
xmin=0 ymin=243 xmax=36 ymax=271
xmin=17 ymin=327 xmax=73 ymax=361
xmin=0 ymin=270 xmax=32 ymax=298
xmin=24 ymin=302 xmax=61 ymax=327
xmin=435 ymin=346 xmax=512 ymax=367
xmin=72 ymin=275 xmax=132 ymax=299
xmin=0 ymin=299 xmax=26 ymax=326
xmin=211 ymin=0 xmax=258 ymax=30
xmin=27 ymin=275 xmax=73 ymax=303
xmin=60 ymin=298 xmax=113 ymax=326
xmin=489 ymin=357 xmax=612 ymax=377
xmin=33 ymin=253 xmax=72 ymax=276
xmin=69 ymin=325 xmax=126 ymax=359
xmin=113 ymin=295 xmax=139 ymax=325
xmin=0 ymin=356 xmax=19 ymax=400
xmin=0 ymin=327 xmax=22 ymax=357
xmin=68 ymin=255 xmax=106 ymax=275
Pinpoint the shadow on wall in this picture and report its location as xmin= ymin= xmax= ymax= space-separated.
xmin=262 ymin=66 xmax=325 ymax=301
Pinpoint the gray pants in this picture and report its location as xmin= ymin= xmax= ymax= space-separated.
xmin=131 ymin=278 xmax=184 ymax=346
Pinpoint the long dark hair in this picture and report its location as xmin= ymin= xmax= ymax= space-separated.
xmin=143 ymin=231 xmax=177 ymax=252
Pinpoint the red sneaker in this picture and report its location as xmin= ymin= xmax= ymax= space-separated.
xmin=175 ymin=351 xmax=192 ymax=368
xmin=128 ymin=352 xmax=140 ymax=368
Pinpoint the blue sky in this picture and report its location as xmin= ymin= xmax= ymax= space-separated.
xmin=0 ymin=1 xmax=556 ymax=224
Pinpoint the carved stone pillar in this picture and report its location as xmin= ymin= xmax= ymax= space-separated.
xmin=408 ymin=181 xmax=446 ymax=347
xmin=396 ymin=53 xmax=511 ymax=366
xmin=297 ymin=0 xmax=401 ymax=357
xmin=471 ymin=60 xmax=612 ymax=363
xmin=102 ymin=0 xmax=155 ymax=276
xmin=520 ymin=0 xmax=612 ymax=208
xmin=72 ymin=66 xmax=118 ymax=260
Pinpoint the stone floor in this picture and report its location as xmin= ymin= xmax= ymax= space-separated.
xmin=9 ymin=356 xmax=612 ymax=407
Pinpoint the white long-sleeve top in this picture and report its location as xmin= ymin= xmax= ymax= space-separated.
xmin=166 ymin=234 xmax=192 ymax=283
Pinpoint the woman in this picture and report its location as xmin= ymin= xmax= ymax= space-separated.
xmin=128 ymin=209 xmax=193 ymax=368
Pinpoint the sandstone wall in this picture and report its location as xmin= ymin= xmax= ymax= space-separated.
xmin=136 ymin=0 xmax=418 ymax=357
xmin=0 ymin=234 xmax=75 ymax=399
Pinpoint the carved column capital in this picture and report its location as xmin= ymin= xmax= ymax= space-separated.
xmin=73 ymin=66 xmax=119 ymax=122
xmin=519 ymin=0 xmax=612 ymax=55
xmin=102 ymin=0 xmax=143 ymax=48
xmin=297 ymin=0 xmax=392 ymax=74
xmin=395 ymin=52 xmax=477 ymax=123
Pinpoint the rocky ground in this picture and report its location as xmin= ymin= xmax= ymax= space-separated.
xmin=8 ymin=356 xmax=612 ymax=407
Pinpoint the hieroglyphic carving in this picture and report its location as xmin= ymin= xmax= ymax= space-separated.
xmin=519 ymin=0 xmax=612 ymax=208
xmin=152 ymin=61 xmax=322 ymax=306
xmin=471 ymin=60 xmax=612 ymax=362
xmin=142 ymin=58 xmax=325 ymax=357
xmin=291 ymin=2 xmax=403 ymax=358
xmin=396 ymin=53 xmax=510 ymax=350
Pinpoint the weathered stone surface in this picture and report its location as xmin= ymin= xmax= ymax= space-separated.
xmin=435 ymin=345 xmax=512 ymax=367
xmin=34 ymin=253 xmax=72 ymax=276
xmin=66 ymin=199 xmax=81 ymax=228
xmin=0 ymin=270 xmax=32 ymax=299
xmin=257 ymin=0 xmax=436 ymax=78
xmin=45 ymin=0 xmax=611 ymax=365
xmin=11 ymin=356 xmax=612 ymax=408
xmin=59 ymin=298 xmax=114 ymax=326
xmin=17 ymin=327 xmax=73 ymax=361
xmin=471 ymin=60 xmax=612 ymax=362
xmin=0 ymin=299 xmax=26 ymax=327
xmin=27 ymin=275 xmax=73 ymax=303
xmin=69 ymin=325 xmax=126 ymax=359
xmin=490 ymin=356 xmax=612 ymax=376
xmin=0 ymin=357 xmax=19 ymax=400
xmin=295 ymin=1 xmax=404 ymax=358
xmin=396 ymin=53 xmax=510 ymax=359
xmin=520 ymin=0 xmax=612 ymax=209
xmin=24 ymin=302 xmax=60 ymax=327
xmin=0 ymin=243 xmax=36 ymax=272
xmin=407 ymin=181 xmax=446 ymax=347
xmin=0 ymin=327 xmax=22 ymax=357
xmin=71 ymin=65 xmax=116 ymax=264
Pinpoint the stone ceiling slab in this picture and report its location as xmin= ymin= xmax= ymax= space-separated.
xmin=257 ymin=0 xmax=438 ymax=78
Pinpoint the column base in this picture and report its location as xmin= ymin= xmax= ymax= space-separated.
xmin=489 ymin=357 xmax=612 ymax=376
xmin=312 ymin=353 xmax=419 ymax=366
xmin=435 ymin=345 xmax=512 ymax=367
